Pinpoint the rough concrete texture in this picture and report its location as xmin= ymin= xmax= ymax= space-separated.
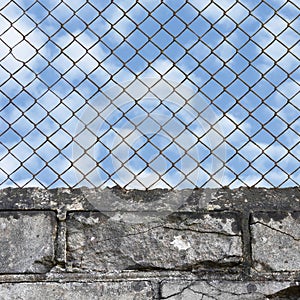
xmin=0 ymin=187 xmax=299 ymax=299
xmin=251 ymin=212 xmax=300 ymax=272
xmin=1 ymin=187 xmax=299 ymax=213
xmin=161 ymin=280 xmax=300 ymax=299
xmin=0 ymin=211 xmax=56 ymax=273
xmin=0 ymin=281 xmax=153 ymax=299
xmin=66 ymin=212 xmax=242 ymax=272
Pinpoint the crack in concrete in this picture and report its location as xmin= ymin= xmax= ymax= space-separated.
xmin=161 ymin=226 xmax=240 ymax=237
xmin=68 ymin=223 xmax=240 ymax=255
xmin=160 ymin=281 xmax=196 ymax=299
xmin=188 ymin=286 xmax=218 ymax=299
xmin=205 ymin=281 xmax=265 ymax=297
xmin=161 ymin=281 xmax=300 ymax=299
xmin=67 ymin=224 xmax=163 ymax=247
xmin=252 ymin=221 xmax=300 ymax=241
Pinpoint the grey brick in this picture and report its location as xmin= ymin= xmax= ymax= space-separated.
xmin=0 ymin=281 xmax=153 ymax=300
xmin=251 ymin=212 xmax=300 ymax=272
xmin=161 ymin=280 xmax=298 ymax=299
xmin=66 ymin=212 xmax=242 ymax=272
xmin=0 ymin=211 xmax=56 ymax=273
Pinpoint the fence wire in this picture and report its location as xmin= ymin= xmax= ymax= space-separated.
xmin=0 ymin=0 xmax=299 ymax=189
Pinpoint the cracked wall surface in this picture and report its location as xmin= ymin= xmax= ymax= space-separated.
xmin=66 ymin=212 xmax=242 ymax=272
xmin=0 ymin=187 xmax=299 ymax=299
xmin=251 ymin=212 xmax=300 ymax=273
xmin=161 ymin=281 xmax=300 ymax=299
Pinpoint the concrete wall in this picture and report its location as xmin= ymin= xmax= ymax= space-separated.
xmin=0 ymin=187 xmax=299 ymax=299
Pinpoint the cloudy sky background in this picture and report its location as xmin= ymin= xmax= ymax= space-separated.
xmin=0 ymin=0 xmax=299 ymax=189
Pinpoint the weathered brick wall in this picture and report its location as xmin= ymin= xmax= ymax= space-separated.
xmin=0 ymin=187 xmax=299 ymax=299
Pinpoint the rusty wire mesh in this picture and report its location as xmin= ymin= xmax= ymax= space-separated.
xmin=0 ymin=0 xmax=299 ymax=189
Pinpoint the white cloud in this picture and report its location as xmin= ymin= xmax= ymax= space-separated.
xmin=1 ymin=27 xmax=23 ymax=48
xmin=1 ymin=54 xmax=22 ymax=74
xmin=214 ymin=0 xmax=236 ymax=11
xmin=63 ymin=0 xmax=86 ymax=11
xmin=277 ymin=79 xmax=300 ymax=99
xmin=0 ymin=14 xmax=10 ymax=35
xmin=0 ymin=153 xmax=20 ymax=174
xmin=255 ymin=13 xmax=299 ymax=73
xmin=226 ymin=3 xmax=249 ymax=23
xmin=0 ymin=1 xmax=22 ymax=22
xmin=0 ymin=4 xmax=51 ymax=98
xmin=201 ymin=3 xmax=224 ymax=23
xmin=71 ymin=77 xmax=229 ymax=189
xmin=13 ymin=41 xmax=36 ymax=63
xmin=264 ymin=14 xmax=288 ymax=36
xmin=114 ymin=16 xmax=136 ymax=37
xmin=215 ymin=40 xmax=236 ymax=61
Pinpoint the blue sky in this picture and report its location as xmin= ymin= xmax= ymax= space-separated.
xmin=0 ymin=0 xmax=299 ymax=189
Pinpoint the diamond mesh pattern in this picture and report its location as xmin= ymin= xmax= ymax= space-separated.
xmin=0 ymin=0 xmax=299 ymax=189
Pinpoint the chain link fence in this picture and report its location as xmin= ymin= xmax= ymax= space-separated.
xmin=0 ymin=0 xmax=299 ymax=190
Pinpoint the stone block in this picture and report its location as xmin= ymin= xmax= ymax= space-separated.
xmin=0 ymin=211 xmax=56 ymax=273
xmin=66 ymin=212 xmax=242 ymax=272
xmin=161 ymin=280 xmax=299 ymax=299
xmin=251 ymin=212 xmax=300 ymax=272
xmin=0 ymin=281 xmax=153 ymax=299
